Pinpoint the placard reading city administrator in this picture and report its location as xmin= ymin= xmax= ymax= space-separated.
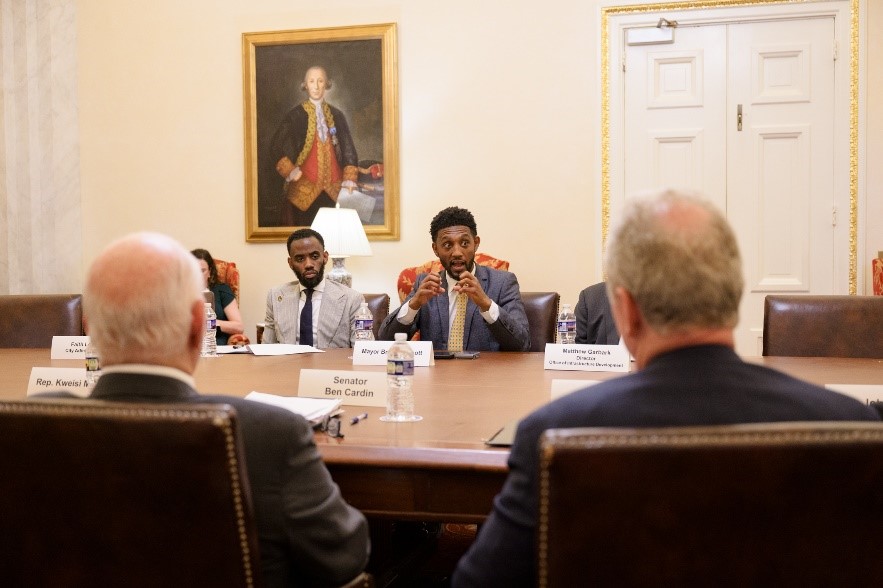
xmin=543 ymin=343 xmax=630 ymax=372
xmin=51 ymin=336 xmax=90 ymax=359
xmin=352 ymin=340 xmax=434 ymax=366
xmin=297 ymin=369 xmax=387 ymax=407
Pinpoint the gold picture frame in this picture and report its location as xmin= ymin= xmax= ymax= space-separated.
xmin=242 ymin=23 xmax=399 ymax=242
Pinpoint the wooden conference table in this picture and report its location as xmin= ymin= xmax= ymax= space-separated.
xmin=3 ymin=348 xmax=882 ymax=523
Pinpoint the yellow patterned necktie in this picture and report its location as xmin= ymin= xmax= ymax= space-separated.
xmin=449 ymin=293 xmax=467 ymax=352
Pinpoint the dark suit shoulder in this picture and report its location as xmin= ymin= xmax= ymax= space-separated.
xmin=527 ymin=345 xmax=879 ymax=428
xmin=579 ymin=282 xmax=607 ymax=298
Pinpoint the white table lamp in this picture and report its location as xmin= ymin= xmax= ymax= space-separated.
xmin=310 ymin=205 xmax=372 ymax=288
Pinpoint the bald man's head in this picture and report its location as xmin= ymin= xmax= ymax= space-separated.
xmin=84 ymin=232 xmax=205 ymax=370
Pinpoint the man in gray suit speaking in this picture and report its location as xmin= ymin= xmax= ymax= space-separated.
xmin=263 ymin=228 xmax=365 ymax=347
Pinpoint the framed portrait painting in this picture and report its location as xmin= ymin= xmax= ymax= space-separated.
xmin=243 ymin=23 xmax=399 ymax=242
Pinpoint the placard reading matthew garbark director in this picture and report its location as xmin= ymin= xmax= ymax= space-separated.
xmin=543 ymin=344 xmax=631 ymax=372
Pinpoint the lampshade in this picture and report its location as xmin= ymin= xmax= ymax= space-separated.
xmin=310 ymin=205 xmax=372 ymax=288
xmin=310 ymin=206 xmax=372 ymax=258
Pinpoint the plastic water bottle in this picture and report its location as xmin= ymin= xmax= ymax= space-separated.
xmin=380 ymin=333 xmax=422 ymax=422
xmin=353 ymin=301 xmax=375 ymax=341
xmin=85 ymin=338 xmax=101 ymax=384
xmin=202 ymin=302 xmax=218 ymax=357
xmin=557 ymin=303 xmax=577 ymax=344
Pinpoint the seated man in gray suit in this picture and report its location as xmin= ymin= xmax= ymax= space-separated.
xmin=575 ymin=281 xmax=620 ymax=344
xmin=452 ymin=189 xmax=880 ymax=588
xmin=263 ymin=228 xmax=365 ymax=347
xmin=379 ymin=206 xmax=530 ymax=351
xmin=54 ymin=232 xmax=370 ymax=587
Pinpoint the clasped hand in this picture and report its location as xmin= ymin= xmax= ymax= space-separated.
xmin=408 ymin=271 xmax=492 ymax=312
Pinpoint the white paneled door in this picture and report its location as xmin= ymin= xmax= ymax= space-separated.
xmin=624 ymin=17 xmax=835 ymax=355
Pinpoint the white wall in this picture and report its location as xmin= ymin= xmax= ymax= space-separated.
xmin=75 ymin=0 xmax=882 ymax=341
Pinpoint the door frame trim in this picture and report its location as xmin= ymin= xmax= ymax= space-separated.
xmin=600 ymin=0 xmax=862 ymax=293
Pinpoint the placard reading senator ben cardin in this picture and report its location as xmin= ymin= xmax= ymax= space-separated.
xmin=298 ymin=369 xmax=387 ymax=407
xmin=326 ymin=376 xmax=375 ymax=398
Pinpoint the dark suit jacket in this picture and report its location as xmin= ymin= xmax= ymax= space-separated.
xmin=43 ymin=372 xmax=369 ymax=588
xmin=270 ymin=101 xmax=358 ymax=175
xmin=452 ymin=345 xmax=881 ymax=588
xmin=378 ymin=265 xmax=530 ymax=351
xmin=575 ymin=282 xmax=620 ymax=345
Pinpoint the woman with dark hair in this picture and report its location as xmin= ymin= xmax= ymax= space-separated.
xmin=191 ymin=249 xmax=244 ymax=346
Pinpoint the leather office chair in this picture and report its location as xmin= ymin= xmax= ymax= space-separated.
xmin=873 ymin=255 xmax=883 ymax=295
xmin=762 ymin=294 xmax=883 ymax=358
xmin=213 ymin=258 xmax=250 ymax=346
xmin=256 ymin=293 xmax=390 ymax=344
xmin=397 ymin=253 xmax=510 ymax=304
xmin=0 ymin=294 xmax=83 ymax=347
xmin=0 ymin=399 xmax=262 ymax=587
xmin=214 ymin=258 xmax=241 ymax=301
xmin=364 ymin=292 xmax=390 ymax=340
xmin=521 ymin=291 xmax=560 ymax=352
xmin=538 ymin=422 xmax=883 ymax=587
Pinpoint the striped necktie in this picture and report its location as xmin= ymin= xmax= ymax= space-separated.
xmin=448 ymin=293 xmax=467 ymax=352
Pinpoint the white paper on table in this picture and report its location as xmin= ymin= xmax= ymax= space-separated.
xmin=245 ymin=391 xmax=341 ymax=423
xmin=247 ymin=344 xmax=324 ymax=356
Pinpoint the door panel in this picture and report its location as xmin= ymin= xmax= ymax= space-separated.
xmin=745 ymin=125 xmax=811 ymax=291
xmin=624 ymin=26 xmax=727 ymax=212
xmin=727 ymin=18 xmax=834 ymax=354
xmin=624 ymin=17 xmax=834 ymax=355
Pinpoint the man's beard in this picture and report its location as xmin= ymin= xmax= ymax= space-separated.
xmin=445 ymin=259 xmax=475 ymax=280
xmin=297 ymin=264 xmax=325 ymax=289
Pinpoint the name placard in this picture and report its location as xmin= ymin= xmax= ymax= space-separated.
xmin=543 ymin=343 xmax=631 ymax=372
xmin=27 ymin=367 xmax=92 ymax=397
xmin=352 ymin=340 xmax=434 ymax=366
xmin=825 ymin=384 xmax=883 ymax=404
xmin=550 ymin=378 xmax=601 ymax=401
xmin=297 ymin=369 xmax=387 ymax=407
xmin=51 ymin=336 xmax=90 ymax=359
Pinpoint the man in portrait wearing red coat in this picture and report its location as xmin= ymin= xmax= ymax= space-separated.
xmin=271 ymin=65 xmax=359 ymax=226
